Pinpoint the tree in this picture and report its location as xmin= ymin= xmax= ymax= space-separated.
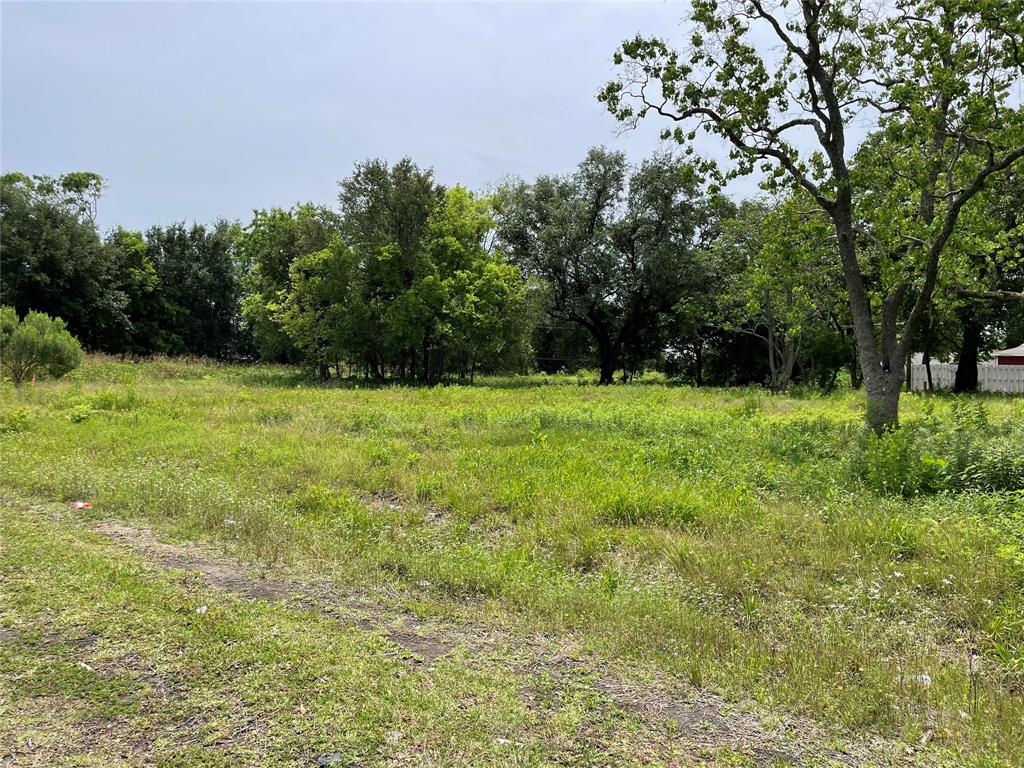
xmin=238 ymin=204 xmax=341 ymax=362
xmin=278 ymin=239 xmax=359 ymax=379
xmin=338 ymin=157 xmax=443 ymax=287
xmin=101 ymin=228 xmax=163 ymax=354
xmin=0 ymin=172 xmax=125 ymax=350
xmin=427 ymin=187 xmax=534 ymax=380
xmin=145 ymin=221 xmax=246 ymax=358
xmin=337 ymin=157 xmax=445 ymax=378
xmin=495 ymin=148 xmax=710 ymax=384
xmin=279 ymin=183 xmax=533 ymax=382
xmin=718 ymin=196 xmax=843 ymax=391
xmin=942 ymin=169 xmax=1024 ymax=390
xmin=0 ymin=307 xmax=83 ymax=385
xmin=602 ymin=0 xmax=1024 ymax=431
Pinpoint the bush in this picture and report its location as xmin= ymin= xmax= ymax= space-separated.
xmin=854 ymin=427 xmax=946 ymax=497
xmin=0 ymin=406 xmax=30 ymax=435
xmin=0 ymin=306 xmax=84 ymax=385
xmin=853 ymin=401 xmax=1024 ymax=497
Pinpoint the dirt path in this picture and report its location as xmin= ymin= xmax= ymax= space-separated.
xmin=89 ymin=520 xmax=908 ymax=767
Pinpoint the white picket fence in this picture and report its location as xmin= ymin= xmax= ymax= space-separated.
xmin=910 ymin=363 xmax=1024 ymax=394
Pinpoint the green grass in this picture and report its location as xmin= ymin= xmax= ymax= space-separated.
xmin=2 ymin=355 xmax=1023 ymax=765
xmin=2 ymin=506 xmax=701 ymax=767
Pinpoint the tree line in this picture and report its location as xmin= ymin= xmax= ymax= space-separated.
xmin=3 ymin=150 xmax=1019 ymax=394
xmin=2 ymin=0 xmax=1023 ymax=432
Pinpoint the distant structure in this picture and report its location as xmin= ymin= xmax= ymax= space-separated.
xmin=911 ymin=343 xmax=1024 ymax=393
xmin=993 ymin=343 xmax=1024 ymax=366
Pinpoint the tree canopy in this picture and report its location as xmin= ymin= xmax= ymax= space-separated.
xmin=495 ymin=148 xmax=717 ymax=383
xmin=601 ymin=0 xmax=1024 ymax=429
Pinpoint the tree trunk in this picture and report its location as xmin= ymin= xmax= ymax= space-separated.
xmin=598 ymin=340 xmax=618 ymax=385
xmin=847 ymin=356 xmax=862 ymax=389
xmin=694 ymin=340 xmax=703 ymax=387
xmin=922 ymin=321 xmax=935 ymax=390
xmin=766 ymin=328 xmax=780 ymax=392
xmin=954 ymin=308 xmax=982 ymax=393
xmin=864 ymin=370 xmax=903 ymax=434
xmin=834 ymin=211 xmax=904 ymax=432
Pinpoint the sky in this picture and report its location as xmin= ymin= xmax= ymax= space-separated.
xmin=0 ymin=1 xmax=718 ymax=233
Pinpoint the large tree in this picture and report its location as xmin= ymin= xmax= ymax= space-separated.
xmin=717 ymin=195 xmax=844 ymax=391
xmin=601 ymin=0 xmax=1024 ymax=430
xmin=100 ymin=228 xmax=163 ymax=355
xmin=0 ymin=172 xmax=125 ymax=350
xmin=495 ymin=148 xmax=711 ymax=384
xmin=336 ymin=157 xmax=446 ymax=377
xmin=238 ymin=204 xmax=341 ymax=362
xmin=280 ymin=185 xmax=531 ymax=381
xmin=944 ymin=169 xmax=1024 ymax=390
xmin=144 ymin=221 xmax=246 ymax=358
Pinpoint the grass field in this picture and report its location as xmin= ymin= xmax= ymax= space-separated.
xmin=2 ymin=356 xmax=1023 ymax=767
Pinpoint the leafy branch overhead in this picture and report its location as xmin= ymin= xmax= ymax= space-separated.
xmin=602 ymin=0 xmax=1024 ymax=430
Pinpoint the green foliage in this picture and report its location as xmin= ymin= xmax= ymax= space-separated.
xmin=855 ymin=428 xmax=948 ymax=497
xmin=855 ymin=401 xmax=1024 ymax=496
xmin=238 ymin=204 xmax=341 ymax=362
xmin=0 ymin=306 xmax=83 ymax=385
xmin=0 ymin=172 xmax=127 ymax=350
xmin=0 ymin=406 xmax=30 ymax=435
xmin=101 ymin=228 xmax=162 ymax=354
xmin=278 ymin=175 xmax=533 ymax=381
xmin=715 ymin=195 xmax=846 ymax=391
xmin=1 ymin=172 xmax=251 ymax=360
xmin=144 ymin=220 xmax=247 ymax=358
xmin=495 ymin=148 xmax=716 ymax=383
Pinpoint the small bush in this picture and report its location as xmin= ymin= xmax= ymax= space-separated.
xmin=954 ymin=443 xmax=1024 ymax=493
xmin=0 ymin=306 xmax=83 ymax=385
xmin=66 ymin=404 xmax=97 ymax=424
xmin=853 ymin=400 xmax=1024 ymax=497
xmin=87 ymin=388 xmax=145 ymax=412
xmin=0 ymin=407 xmax=30 ymax=435
xmin=854 ymin=427 xmax=946 ymax=497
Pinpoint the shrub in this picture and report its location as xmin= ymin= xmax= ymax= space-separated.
xmin=954 ymin=443 xmax=1024 ymax=493
xmin=87 ymin=388 xmax=145 ymax=412
xmin=852 ymin=401 xmax=1024 ymax=497
xmin=0 ymin=406 xmax=30 ymax=435
xmin=0 ymin=306 xmax=84 ymax=385
xmin=854 ymin=427 xmax=946 ymax=497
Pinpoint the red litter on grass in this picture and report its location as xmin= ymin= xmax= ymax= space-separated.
xmin=72 ymin=501 xmax=93 ymax=509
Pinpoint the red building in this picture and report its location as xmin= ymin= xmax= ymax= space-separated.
xmin=994 ymin=343 xmax=1024 ymax=366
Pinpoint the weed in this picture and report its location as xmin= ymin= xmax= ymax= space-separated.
xmin=0 ymin=406 xmax=30 ymax=434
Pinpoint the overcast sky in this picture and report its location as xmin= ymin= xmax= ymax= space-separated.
xmin=1 ymin=1 xmax=728 ymax=233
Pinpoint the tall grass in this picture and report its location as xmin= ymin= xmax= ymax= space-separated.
xmin=2 ymin=356 xmax=1022 ymax=763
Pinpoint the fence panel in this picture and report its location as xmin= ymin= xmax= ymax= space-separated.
xmin=910 ymin=363 xmax=1024 ymax=394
